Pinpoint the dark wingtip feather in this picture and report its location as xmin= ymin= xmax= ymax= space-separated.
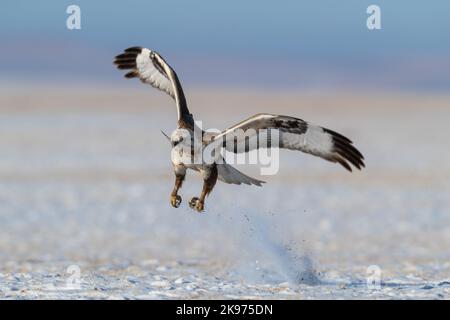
xmin=336 ymin=145 xmax=365 ymax=171
xmin=113 ymin=58 xmax=136 ymax=65
xmin=336 ymin=157 xmax=353 ymax=172
xmin=334 ymin=142 xmax=365 ymax=170
xmin=326 ymin=129 xmax=365 ymax=171
xmin=116 ymin=63 xmax=136 ymax=70
xmin=115 ymin=52 xmax=138 ymax=60
xmin=124 ymin=71 xmax=138 ymax=78
xmin=113 ymin=49 xmax=138 ymax=78
xmin=114 ymin=49 xmax=138 ymax=71
xmin=324 ymin=128 xmax=353 ymax=144
xmin=124 ymin=46 xmax=143 ymax=53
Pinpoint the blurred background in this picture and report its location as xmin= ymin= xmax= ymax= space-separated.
xmin=1 ymin=0 xmax=450 ymax=90
xmin=1 ymin=0 xmax=450 ymax=298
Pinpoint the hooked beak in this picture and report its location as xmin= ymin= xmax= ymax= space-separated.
xmin=160 ymin=130 xmax=171 ymax=144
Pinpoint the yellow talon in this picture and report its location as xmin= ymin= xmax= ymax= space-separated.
xmin=195 ymin=201 xmax=204 ymax=212
xmin=189 ymin=197 xmax=204 ymax=212
xmin=170 ymin=195 xmax=181 ymax=208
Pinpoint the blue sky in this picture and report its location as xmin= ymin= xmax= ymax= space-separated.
xmin=1 ymin=0 xmax=450 ymax=90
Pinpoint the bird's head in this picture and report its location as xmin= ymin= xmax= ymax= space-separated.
xmin=170 ymin=129 xmax=191 ymax=147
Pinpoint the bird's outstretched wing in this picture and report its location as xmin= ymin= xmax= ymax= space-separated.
xmin=114 ymin=47 xmax=175 ymax=98
xmin=114 ymin=47 xmax=193 ymax=127
xmin=212 ymin=113 xmax=365 ymax=172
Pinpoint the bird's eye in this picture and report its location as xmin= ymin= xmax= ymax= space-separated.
xmin=172 ymin=137 xmax=183 ymax=146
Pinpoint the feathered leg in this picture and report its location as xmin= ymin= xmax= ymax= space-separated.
xmin=170 ymin=165 xmax=186 ymax=208
xmin=189 ymin=164 xmax=218 ymax=212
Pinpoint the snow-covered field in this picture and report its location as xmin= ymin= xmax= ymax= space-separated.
xmin=1 ymin=88 xmax=450 ymax=299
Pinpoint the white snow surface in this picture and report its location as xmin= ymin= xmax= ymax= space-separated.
xmin=1 ymin=90 xmax=450 ymax=299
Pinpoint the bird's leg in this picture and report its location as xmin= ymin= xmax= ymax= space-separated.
xmin=170 ymin=165 xmax=186 ymax=208
xmin=189 ymin=165 xmax=218 ymax=212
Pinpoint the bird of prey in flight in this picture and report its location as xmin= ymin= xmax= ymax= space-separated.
xmin=114 ymin=47 xmax=365 ymax=212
